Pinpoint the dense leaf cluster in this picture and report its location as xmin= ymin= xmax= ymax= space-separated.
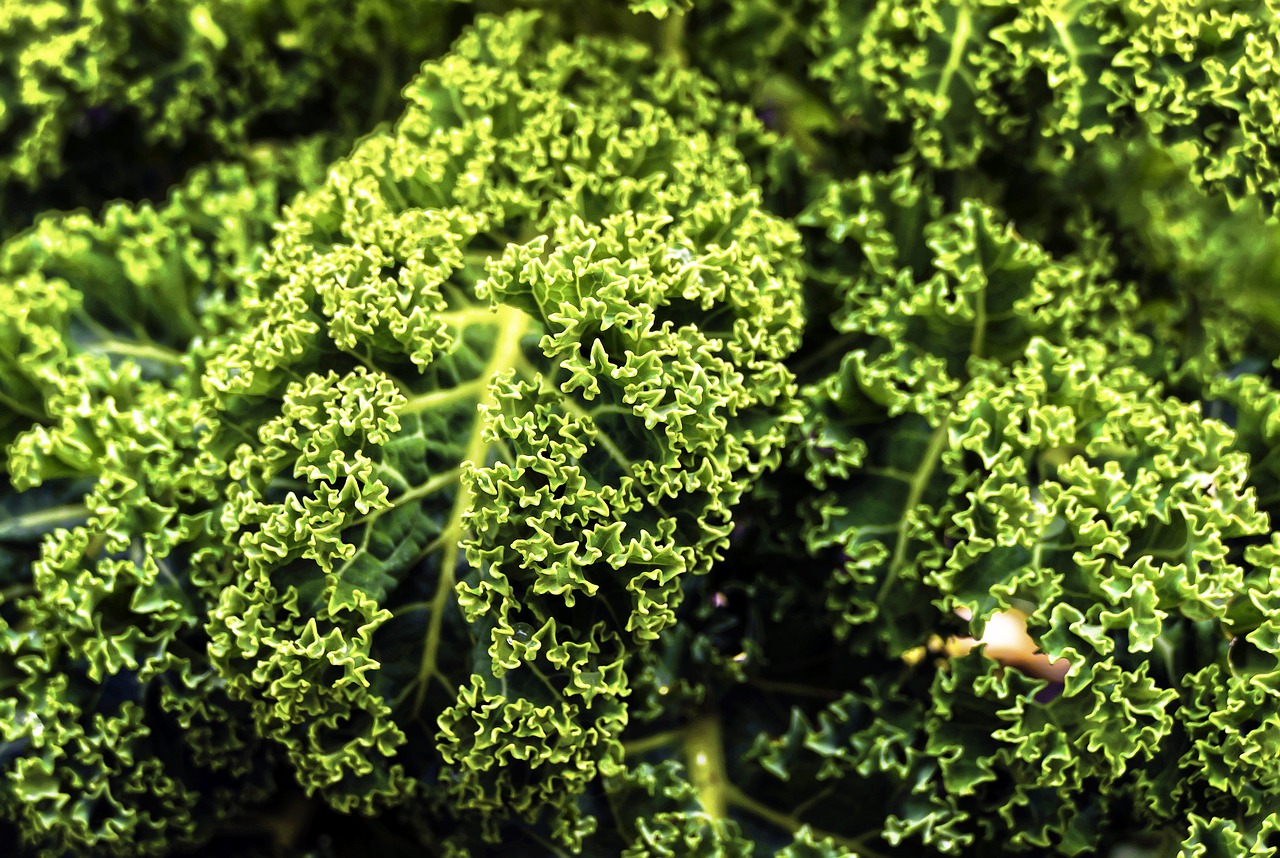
xmin=4 ymin=2 xmax=1280 ymax=856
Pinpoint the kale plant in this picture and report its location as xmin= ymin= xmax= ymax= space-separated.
xmin=3 ymin=2 xmax=1280 ymax=856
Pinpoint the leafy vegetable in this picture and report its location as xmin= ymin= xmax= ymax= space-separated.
xmin=5 ymin=2 xmax=1280 ymax=856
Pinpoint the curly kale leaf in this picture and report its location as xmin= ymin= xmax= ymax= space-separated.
xmin=0 ymin=139 xmax=334 ymax=857
xmin=197 ymin=11 xmax=803 ymax=846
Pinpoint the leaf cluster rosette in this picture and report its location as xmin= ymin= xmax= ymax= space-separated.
xmin=5 ymin=3 xmax=1280 ymax=857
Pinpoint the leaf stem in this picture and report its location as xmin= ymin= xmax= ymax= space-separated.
xmin=346 ymin=469 xmax=460 ymax=529
xmin=683 ymin=714 xmax=729 ymax=819
xmin=410 ymin=304 xmax=530 ymax=716
xmin=659 ymin=10 xmax=687 ymax=66
xmin=86 ymin=338 xmax=186 ymax=368
xmin=622 ymin=728 xmax=687 ymax=757
xmin=628 ymin=712 xmax=884 ymax=855
xmin=968 ymin=261 xmax=988 ymax=363
xmin=0 ymin=503 xmax=89 ymax=539
xmin=934 ymin=3 xmax=973 ymax=107
xmin=726 ymin=786 xmax=891 ymax=858
xmin=874 ymin=421 xmax=949 ymax=606
xmin=398 ymin=380 xmax=484 ymax=416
